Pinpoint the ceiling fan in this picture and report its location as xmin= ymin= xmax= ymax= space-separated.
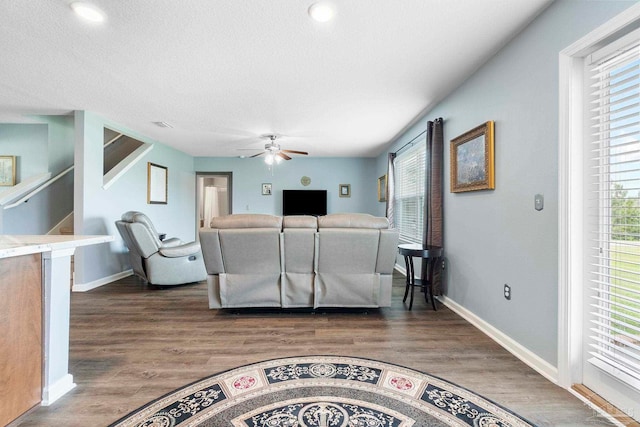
xmin=248 ymin=135 xmax=308 ymax=164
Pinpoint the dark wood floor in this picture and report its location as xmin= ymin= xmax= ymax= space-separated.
xmin=17 ymin=273 xmax=614 ymax=427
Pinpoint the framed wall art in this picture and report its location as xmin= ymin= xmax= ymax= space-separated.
xmin=450 ymin=121 xmax=495 ymax=193
xmin=0 ymin=155 xmax=16 ymax=186
xmin=377 ymin=174 xmax=387 ymax=202
xmin=339 ymin=184 xmax=351 ymax=198
xmin=147 ymin=162 xmax=168 ymax=204
xmin=262 ymin=183 xmax=272 ymax=195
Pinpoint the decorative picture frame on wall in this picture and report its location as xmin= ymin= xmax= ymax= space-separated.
xmin=262 ymin=183 xmax=272 ymax=195
xmin=450 ymin=121 xmax=495 ymax=193
xmin=147 ymin=162 xmax=168 ymax=204
xmin=0 ymin=155 xmax=16 ymax=186
xmin=377 ymin=174 xmax=387 ymax=202
xmin=339 ymin=184 xmax=351 ymax=198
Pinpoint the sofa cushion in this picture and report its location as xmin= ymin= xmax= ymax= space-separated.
xmin=318 ymin=213 xmax=389 ymax=229
xmin=283 ymin=215 xmax=317 ymax=229
xmin=218 ymin=229 xmax=281 ymax=274
xmin=316 ymin=229 xmax=380 ymax=273
xmin=210 ymin=214 xmax=283 ymax=229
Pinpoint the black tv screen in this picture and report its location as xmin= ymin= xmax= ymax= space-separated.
xmin=283 ymin=190 xmax=327 ymax=216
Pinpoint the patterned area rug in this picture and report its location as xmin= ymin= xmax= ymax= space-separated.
xmin=109 ymin=356 xmax=536 ymax=427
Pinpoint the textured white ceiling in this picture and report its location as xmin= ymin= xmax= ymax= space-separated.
xmin=0 ymin=0 xmax=552 ymax=157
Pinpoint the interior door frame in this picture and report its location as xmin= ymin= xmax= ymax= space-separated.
xmin=195 ymin=171 xmax=233 ymax=233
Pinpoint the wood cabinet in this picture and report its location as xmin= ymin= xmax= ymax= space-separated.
xmin=0 ymin=254 xmax=42 ymax=426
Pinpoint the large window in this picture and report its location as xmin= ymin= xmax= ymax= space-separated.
xmin=588 ymin=35 xmax=640 ymax=391
xmin=393 ymin=139 xmax=425 ymax=244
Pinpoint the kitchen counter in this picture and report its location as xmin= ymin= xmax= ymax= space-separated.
xmin=0 ymin=234 xmax=113 ymax=258
xmin=0 ymin=234 xmax=113 ymax=425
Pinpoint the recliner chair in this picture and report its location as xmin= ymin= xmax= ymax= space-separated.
xmin=115 ymin=211 xmax=206 ymax=286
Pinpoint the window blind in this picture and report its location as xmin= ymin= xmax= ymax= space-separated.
xmin=588 ymin=39 xmax=640 ymax=391
xmin=393 ymin=140 xmax=425 ymax=244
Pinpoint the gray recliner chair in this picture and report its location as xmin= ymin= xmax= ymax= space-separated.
xmin=115 ymin=211 xmax=206 ymax=286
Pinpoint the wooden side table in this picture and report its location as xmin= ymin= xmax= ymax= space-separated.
xmin=398 ymin=243 xmax=443 ymax=310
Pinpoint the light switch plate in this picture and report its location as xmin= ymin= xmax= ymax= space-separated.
xmin=535 ymin=194 xmax=544 ymax=211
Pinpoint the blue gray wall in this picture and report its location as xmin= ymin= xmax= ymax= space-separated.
xmin=0 ymin=117 xmax=74 ymax=234
xmin=194 ymin=157 xmax=381 ymax=216
xmin=0 ymin=123 xmax=48 ymax=191
xmin=74 ymin=111 xmax=197 ymax=286
xmin=378 ymin=0 xmax=637 ymax=367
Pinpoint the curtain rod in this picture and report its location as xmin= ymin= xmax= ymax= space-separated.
xmin=394 ymin=129 xmax=427 ymax=155
xmin=393 ymin=118 xmax=442 ymax=155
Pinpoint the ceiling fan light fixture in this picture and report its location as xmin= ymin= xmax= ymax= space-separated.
xmin=308 ymin=2 xmax=335 ymax=23
xmin=265 ymin=153 xmax=275 ymax=165
xmin=70 ymin=2 xmax=106 ymax=23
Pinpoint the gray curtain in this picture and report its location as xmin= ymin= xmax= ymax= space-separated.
xmin=423 ymin=118 xmax=443 ymax=247
xmin=422 ymin=118 xmax=444 ymax=294
xmin=385 ymin=152 xmax=396 ymax=226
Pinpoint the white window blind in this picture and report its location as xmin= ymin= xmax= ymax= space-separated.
xmin=588 ymin=38 xmax=640 ymax=391
xmin=393 ymin=140 xmax=425 ymax=244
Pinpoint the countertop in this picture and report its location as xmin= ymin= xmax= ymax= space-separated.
xmin=0 ymin=235 xmax=114 ymax=259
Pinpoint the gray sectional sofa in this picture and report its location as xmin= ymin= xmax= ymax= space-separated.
xmin=199 ymin=213 xmax=399 ymax=309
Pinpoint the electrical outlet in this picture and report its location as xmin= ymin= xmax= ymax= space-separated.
xmin=504 ymin=284 xmax=511 ymax=300
xmin=442 ymin=260 xmax=445 ymax=270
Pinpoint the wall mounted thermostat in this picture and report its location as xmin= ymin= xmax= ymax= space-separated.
xmin=535 ymin=194 xmax=544 ymax=211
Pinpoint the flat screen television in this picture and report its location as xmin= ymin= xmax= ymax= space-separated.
xmin=283 ymin=190 xmax=327 ymax=216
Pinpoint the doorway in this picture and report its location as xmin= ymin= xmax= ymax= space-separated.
xmin=196 ymin=172 xmax=232 ymax=230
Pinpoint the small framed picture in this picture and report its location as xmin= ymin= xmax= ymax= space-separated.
xmin=262 ymin=183 xmax=272 ymax=195
xmin=377 ymin=175 xmax=387 ymax=202
xmin=339 ymin=184 xmax=351 ymax=198
xmin=147 ymin=162 xmax=168 ymax=204
xmin=0 ymin=155 xmax=16 ymax=186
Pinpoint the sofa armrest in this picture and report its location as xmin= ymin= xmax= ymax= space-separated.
xmin=376 ymin=229 xmax=400 ymax=273
xmin=161 ymin=237 xmax=184 ymax=248
xmin=199 ymin=229 xmax=225 ymax=274
xmin=159 ymin=241 xmax=201 ymax=258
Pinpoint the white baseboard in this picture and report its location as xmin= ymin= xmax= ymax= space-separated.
xmin=440 ymin=295 xmax=559 ymax=384
xmin=42 ymin=374 xmax=75 ymax=406
xmin=72 ymin=269 xmax=132 ymax=292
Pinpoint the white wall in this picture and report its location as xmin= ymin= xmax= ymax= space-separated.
xmin=379 ymin=0 xmax=637 ymax=367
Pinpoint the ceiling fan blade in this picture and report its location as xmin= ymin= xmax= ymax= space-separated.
xmin=281 ymin=149 xmax=308 ymax=155
xmin=249 ymin=152 xmax=266 ymax=158
xmin=277 ymin=152 xmax=292 ymax=160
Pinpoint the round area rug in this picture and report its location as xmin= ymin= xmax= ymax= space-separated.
xmin=109 ymin=356 xmax=536 ymax=427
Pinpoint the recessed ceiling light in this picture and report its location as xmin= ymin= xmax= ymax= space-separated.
xmin=70 ymin=2 xmax=106 ymax=23
xmin=308 ymin=2 xmax=335 ymax=23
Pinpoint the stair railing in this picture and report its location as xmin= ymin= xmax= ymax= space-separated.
xmin=2 ymin=165 xmax=74 ymax=210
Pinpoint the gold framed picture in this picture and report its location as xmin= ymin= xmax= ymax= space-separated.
xmin=377 ymin=174 xmax=387 ymax=202
xmin=147 ymin=162 xmax=168 ymax=204
xmin=450 ymin=121 xmax=495 ymax=193
xmin=0 ymin=155 xmax=16 ymax=186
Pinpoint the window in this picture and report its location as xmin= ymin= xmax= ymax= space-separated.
xmin=393 ymin=140 xmax=425 ymax=244
xmin=588 ymin=35 xmax=640 ymax=390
